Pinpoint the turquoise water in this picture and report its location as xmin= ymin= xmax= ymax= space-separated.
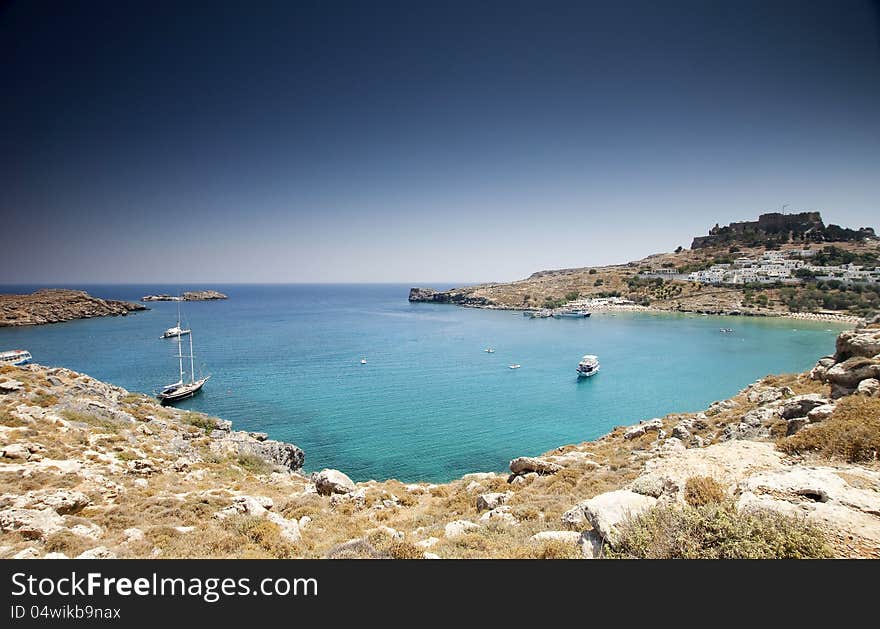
xmin=0 ymin=284 xmax=845 ymax=482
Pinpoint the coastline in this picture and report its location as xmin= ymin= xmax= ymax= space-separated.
xmin=2 ymin=320 xmax=879 ymax=558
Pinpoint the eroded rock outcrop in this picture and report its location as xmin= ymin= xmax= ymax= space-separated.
xmin=0 ymin=289 xmax=146 ymax=327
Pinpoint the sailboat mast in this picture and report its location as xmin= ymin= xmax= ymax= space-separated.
xmin=189 ymin=331 xmax=195 ymax=385
xmin=176 ymin=324 xmax=184 ymax=383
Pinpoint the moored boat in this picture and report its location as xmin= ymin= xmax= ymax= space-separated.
xmin=0 ymin=349 xmax=32 ymax=366
xmin=576 ymin=354 xmax=600 ymax=378
xmin=161 ymin=325 xmax=191 ymax=339
xmin=553 ymin=310 xmax=592 ymax=319
xmin=157 ymin=305 xmax=209 ymax=404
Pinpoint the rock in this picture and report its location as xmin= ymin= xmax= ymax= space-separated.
xmin=444 ymin=520 xmax=479 ymax=539
xmin=1 ymin=444 xmax=31 ymax=460
xmin=211 ymin=432 xmax=305 ymax=472
xmin=785 ymin=417 xmax=810 ymax=436
xmin=465 ymin=481 xmax=483 ymax=493
xmin=530 ymin=531 xmax=582 ymax=544
xmin=13 ymin=548 xmax=41 ymax=559
xmin=742 ymin=406 xmax=779 ymax=426
xmin=18 ymin=490 xmax=92 ymax=515
xmin=266 ymin=513 xmax=301 ymax=544
xmin=476 ymin=491 xmax=512 ymax=512
xmin=834 ymin=329 xmax=880 ymax=362
xmin=779 ymin=394 xmax=829 ymax=419
xmin=215 ymin=495 xmax=274 ymax=519
xmin=671 ymin=424 xmax=691 ymax=440
xmin=509 ymin=457 xmax=562 ymax=475
xmin=579 ymin=530 xmax=605 ymax=559
xmin=478 ymin=506 xmax=518 ymax=526
xmin=720 ymin=422 xmax=769 ymax=442
xmin=298 ymin=516 xmax=312 ymax=529
xmin=825 ymin=357 xmax=880 ymax=391
xmin=857 ymin=378 xmax=880 ymax=397
xmin=810 ymin=357 xmax=835 ymax=381
xmin=461 ymin=472 xmax=497 ymax=482
xmin=423 ymin=552 xmax=441 ymax=559
xmin=142 ymin=290 xmax=228 ymax=301
xmin=747 ymin=387 xmax=788 ymax=405
xmin=314 ymin=469 xmax=356 ymax=495
xmin=76 ymin=547 xmax=116 ymax=559
xmin=123 ymin=528 xmax=145 ymax=543
xmin=126 ymin=459 xmax=156 ymax=476
xmin=630 ymin=440 xmax=784 ymax=501
xmin=656 ymin=437 xmax=686 ymax=454
xmin=415 ymin=537 xmax=440 ymax=549
xmin=579 ymin=490 xmax=658 ymax=546
xmin=0 ymin=379 xmax=25 ymax=393
xmin=0 ymin=508 xmax=66 ymax=540
xmin=44 ymin=552 xmax=69 ymax=559
xmin=706 ymin=399 xmax=736 ymax=416
xmin=623 ymin=418 xmax=664 ymax=440
xmin=329 ymin=487 xmax=366 ymax=508
xmin=737 ymin=466 xmax=880 ymax=545
xmin=46 ymin=376 xmax=64 ymax=387
xmin=807 ymin=404 xmax=836 ymax=423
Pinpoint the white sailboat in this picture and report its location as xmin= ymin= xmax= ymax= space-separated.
xmin=161 ymin=301 xmax=191 ymax=338
xmin=157 ymin=311 xmax=209 ymax=403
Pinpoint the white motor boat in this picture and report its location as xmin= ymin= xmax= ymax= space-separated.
xmin=509 ymin=364 xmax=521 ymax=369
xmin=0 ymin=349 xmax=32 ymax=366
xmin=576 ymin=354 xmax=600 ymax=378
xmin=161 ymin=325 xmax=191 ymax=339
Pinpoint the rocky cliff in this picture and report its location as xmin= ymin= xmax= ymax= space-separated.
xmin=1 ymin=324 xmax=878 ymax=559
xmin=691 ymin=211 xmax=875 ymax=249
xmin=0 ymin=289 xmax=147 ymax=327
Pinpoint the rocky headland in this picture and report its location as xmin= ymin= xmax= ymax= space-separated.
xmin=409 ymin=212 xmax=879 ymax=319
xmin=141 ymin=290 xmax=228 ymax=302
xmin=0 ymin=289 xmax=146 ymax=327
xmin=1 ymin=322 xmax=878 ymax=559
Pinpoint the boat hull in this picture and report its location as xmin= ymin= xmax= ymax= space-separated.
xmin=577 ymin=368 xmax=599 ymax=378
xmin=157 ymin=376 xmax=210 ymax=404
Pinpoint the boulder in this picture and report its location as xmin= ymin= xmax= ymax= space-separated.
xmin=779 ymin=394 xmax=829 ymax=420
xmin=857 ymin=378 xmax=880 ymax=397
xmin=76 ymin=547 xmax=116 ymax=559
xmin=44 ymin=552 xmax=69 ymax=559
xmin=580 ymin=490 xmax=658 ymax=547
xmin=671 ymin=424 xmax=691 ymax=440
xmin=509 ymin=457 xmax=562 ymax=475
xmin=314 ymin=469 xmax=356 ymax=495
xmin=825 ymin=357 xmax=880 ymax=390
xmin=23 ymin=490 xmax=91 ymax=515
xmin=415 ymin=537 xmax=440 ymax=549
xmin=478 ymin=506 xmax=518 ymax=527
xmin=266 ymin=512 xmax=301 ymax=544
xmin=423 ymin=552 xmax=441 ymax=559
xmin=0 ymin=508 xmax=65 ymax=540
xmin=578 ymin=530 xmax=605 ymax=559
xmin=623 ymin=418 xmax=664 ymax=440
xmin=530 ymin=531 xmax=583 ymax=544
xmin=807 ymin=404 xmax=836 ymax=423
xmin=476 ymin=491 xmax=512 ymax=512
xmin=444 ymin=520 xmax=479 ymax=539
xmin=834 ymin=329 xmax=880 ymax=362
xmin=1 ymin=444 xmax=31 ymax=460
xmin=747 ymin=387 xmax=789 ymax=405
xmin=785 ymin=417 xmax=810 ymax=436
xmin=13 ymin=548 xmax=40 ymax=559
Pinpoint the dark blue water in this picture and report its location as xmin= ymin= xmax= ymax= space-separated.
xmin=0 ymin=284 xmax=843 ymax=482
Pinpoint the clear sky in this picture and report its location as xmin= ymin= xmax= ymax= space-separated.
xmin=2 ymin=0 xmax=879 ymax=284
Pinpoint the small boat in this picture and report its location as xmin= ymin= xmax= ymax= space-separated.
xmin=485 ymin=348 xmax=495 ymax=353
xmin=553 ymin=310 xmax=592 ymax=319
xmin=576 ymin=354 xmax=600 ymax=378
xmin=0 ymin=349 xmax=32 ymax=366
xmin=719 ymin=328 xmax=733 ymax=334
xmin=161 ymin=325 xmax=191 ymax=339
xmin=361 ymin=358 xmax=367 ymax=364
xmin=157 ymin=307 xmax=209 ymax=404
xmin=509 ymin=364 xmax=521 ymax=369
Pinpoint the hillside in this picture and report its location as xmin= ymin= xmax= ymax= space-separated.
xmin=410 ymin=212 xmax=880 ymax=318
xmin=2 ymin=322 xmax=879 ymax=559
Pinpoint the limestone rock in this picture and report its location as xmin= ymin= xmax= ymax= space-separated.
xmin=478 ymin=506 xmax=518 ymax=526
xmin=807 ymin=403 xmax=836 ymax=423
xmin=531 ymin=530 xmax=583 ymax=544
xmin=834 ymin=329 xmax=880 ymax=362
xmin=76 ymin=547 xmax=116 ymax=559
xmin=444 ymin=520 xmax=479 ymax=539
xmin=509 ymin=457 xmax=562 ymax=475
xmin=857 ymin=378 xmax=880 ymax=397
xmin=314 ymin=469 xmax=356 ymax=495
xmin=0 ymin=508 xmax=66 ymax=540
xmin=580 ymin=490 xmax=658 ymax=546
xmin=476 ymin=491 xmax=512 ymax=512
xmin=623 ymin=418 xmax=664 ymax=440
xmin=13 ymin=548 xmax=41 ymax=559
xmin=578 ymin=530 xmax=605 ymax=559
xmin=779 ymin=394 xmax=829 ymax=419
xmin=266 ymin=512 xmax=301 ymax=544
xmin=44 ymin=552 xmax=69 ymax=559
xmin=825 ymin=356 xmax=880 ymax=392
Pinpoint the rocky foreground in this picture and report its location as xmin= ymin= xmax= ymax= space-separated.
xmin=141 ymin=290 xmax=228 ymax=302
xmin=1 ymin=323 xmax=878 ymax=559
xmin=0 ymin=289 xmax=146 ymax=327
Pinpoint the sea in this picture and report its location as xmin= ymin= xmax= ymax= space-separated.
xmin=0 ymin=284 xmax=846 ymax=483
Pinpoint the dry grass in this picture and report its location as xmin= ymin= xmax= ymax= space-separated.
xmin=608 ymin=501 xmax=832 ymax=559
xmin=778 ymin=396 xmax=880 ymax=462
xmin=684 ymin=476 xmax=728 ymax=507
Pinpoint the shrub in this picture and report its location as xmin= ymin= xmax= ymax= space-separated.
xmin=607 ymin=501 xmax=831 ymax=559
xmin=778 ymin=396 xmax=880 ymax=462
xmin=588 ymin=269 xmax=598 ymax=275
xmin=185 ymin=413 xmax=216 ymax=435
xmin=386 ymin=541 xmax=424 ymax=559
xmin=683 ymin=476 xmax=728 ymax=507
xmin=235 ymin=453 xmax=274 ymax=474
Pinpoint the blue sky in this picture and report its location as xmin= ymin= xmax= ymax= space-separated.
xmin=2 ymin=0 xmax=879 ymax=283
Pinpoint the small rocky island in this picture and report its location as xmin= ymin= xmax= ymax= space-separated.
xmin=141 ymin=290 xmax=228 ymax=302
xmin=0 ymin=289 xmax=146 ymax=327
